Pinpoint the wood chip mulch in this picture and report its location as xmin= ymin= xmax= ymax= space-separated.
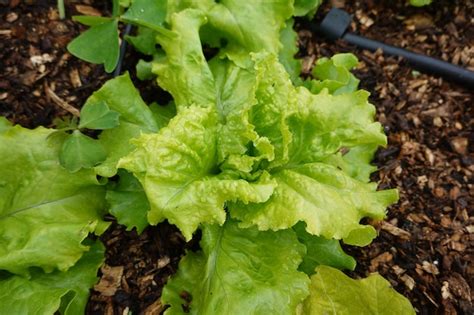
xmin=1 ymin=0 xmax=472 ymax=314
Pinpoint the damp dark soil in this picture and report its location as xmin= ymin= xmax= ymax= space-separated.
xmin=0 ymin=0 xmax=472 ymax=314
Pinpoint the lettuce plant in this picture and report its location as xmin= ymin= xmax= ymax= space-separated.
xmin=0 ymin=1 xmax=415 ymax=314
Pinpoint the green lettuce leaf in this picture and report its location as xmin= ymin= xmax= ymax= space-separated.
xmin=84 ymin=73 xmax=158 ymax=177
xmin=294 ymin=222 xmax=356 ymax=275
xmin=322 ymin=144 xmax=379 ymax=183
xmin=162 ymin=220 xmax=309 ymax=314
xmin=209 ymin=57 xmax=274 ymax=173
xmin=153 ymin=2 xmax=296 ymax=109
xmin=106 ymin=170 xmax=149 ymax=233
xmin=0 ymin=241 xmax=104 ymax=315
xmin=228 ymin=54 xmax=397 ymax=245
xmin=231 ymin=163 xmax=397 ymax=246
xmin=249 ymin=52 xmax=296 ymax=168
xmin=305 ymin=53 xmax=360 ymax=95
xmin=0 ymin=119 xmax=108 ymax=275
xmin=118 ymin=106 xmax=275 ymax=240
xmin=153 ymin=9 xmax=217 ymax=110
xmin=293 ymin=0 xmax=322 ymax=17
xmin=279 ymin=19 xmax=302 ymax=84
xmin=204 ymin=0 xmax=293 ymax=66
xmin=302 ymin=265 xmax=415 ymax=314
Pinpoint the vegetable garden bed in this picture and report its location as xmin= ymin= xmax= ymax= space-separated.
xmin=0 ymin=1 xmax=472 ymax=314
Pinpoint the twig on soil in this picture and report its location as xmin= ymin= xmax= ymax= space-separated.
xmin=44 ymin=83 xmax=80 ymax=117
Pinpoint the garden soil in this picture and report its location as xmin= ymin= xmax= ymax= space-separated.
xmin=0 ymin=0 xmax=472 ymax=314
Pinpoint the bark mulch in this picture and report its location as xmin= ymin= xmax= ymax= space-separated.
xmin=1 ymin=0 xmax=472 ymax=314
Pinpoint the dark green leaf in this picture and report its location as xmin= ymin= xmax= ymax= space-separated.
xmin=79 ymin=100 xmax=121 ymax=130
xmin=294 ymin=222 xmax=356 ymax=275
xmin=106 ymin=170 xmax=149 ymax=233
xmin=59 ymin=130 xmax=107 ymax=172
xmin=278 ymin=19 xmax=302 ymax=84
xmin=125 ymin=26 xmax=157 ymax=55
xmin=149 ymin=102 xmax=176 ymax=129
xmin=52 ymin=116 xmax=79 ymax=129
xmin=67 ymin=19 xmax=119 ymax=73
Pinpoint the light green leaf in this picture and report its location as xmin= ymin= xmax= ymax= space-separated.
xmin=106 ymin=170 xmax=149 ymax=233
xmin=303 ymin=266 xmax=415 ymax=315
xmin=136 ymin=59 xmax=154 ymax=80
xmin=285 ymin=89 xmax=387 ymax=165
xmin=213 ymin=54 xmax=397 ymax=245
xmin=153 ymin=9 xmax=216 ymax=109
xmin=279 ymin=19 xmax=302 ymax=84
xmin=85 ymin=73 xmax=158 ymax=177
xmin=0 ymin=122 xmax=107 ymax=275
xmin=162 ymin=220 xmax=310 ymax=315
xmin=322 ymin=144 xmax=379 ymax=183
xmin=249 ymin=52 xmax=296 ymax=168
xmin=79 ymin=100 xmax=121 ymax=130
xmin=0 ymin=117 xmax=11 ymax=132
xmin=59 ymin=130 xmax=107 ymax=173
xmin=294 ymin=0 xmax=322 ymax=16
xmin=118 ymin=106 xmax=275 ymax=240
xmin=230 ymin=163 xmax=398 ymax=245
xmin=293 ymin=222 xmax=356 ymax=275
xmin=121 ymin=0 xmax=167 ymax=29
xmin=0 ymin=242 xmax=104 ymax=315
xmin=67 ymin=19 xmax=119 ymax=73
xmin=205 ymin=0 xmax=294 ymax=66
xmin=306 ymin=53 xmax=360 ymax=95
xmin=209 ymin=57 xmax=273 ymax=173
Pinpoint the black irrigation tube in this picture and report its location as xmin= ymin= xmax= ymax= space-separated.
xmin=306 ymin=8 xmax=474 ymax=88
xmin=114 ymin=24 xmax=133 ymax=77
